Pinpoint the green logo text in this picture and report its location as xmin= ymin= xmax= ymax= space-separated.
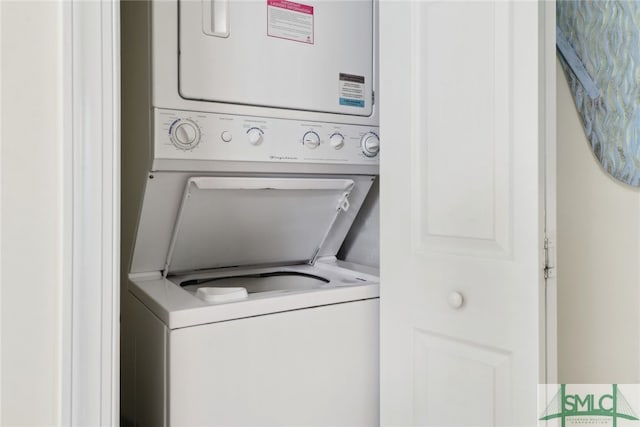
xmin=540 ymin=384 xmax=639 ymax=427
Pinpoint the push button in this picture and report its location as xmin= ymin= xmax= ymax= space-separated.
xmin=221 ymin=131 xmax=232 ymax=142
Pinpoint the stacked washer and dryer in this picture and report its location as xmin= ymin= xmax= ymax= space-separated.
xmin=121 ymin=1 xmax=380 ymax=425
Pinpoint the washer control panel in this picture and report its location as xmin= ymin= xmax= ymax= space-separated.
xmin=155 ymin=109 xmax=379 ymax=165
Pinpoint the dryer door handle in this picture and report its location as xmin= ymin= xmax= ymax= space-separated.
xmin=202 ymin=0 xmax=229 ymax=38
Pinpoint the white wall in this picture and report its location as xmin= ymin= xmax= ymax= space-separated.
xmin=1 ymin=1 xmax=64 ymax=424
xmin=557 ymin=59 xmax=640 ymax=383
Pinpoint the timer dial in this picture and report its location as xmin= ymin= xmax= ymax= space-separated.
xmin=361 ymin=132 xmax=380 ymax=157
xmin=302 ymin=131 xmax=321 ymax=149
xmin=170 ymin=119 xmax=201 ymax=150
xmin=247 ymin=128 xmax=264 ymax=145
xmin=329 ymin=133 xmax=345 ymax=149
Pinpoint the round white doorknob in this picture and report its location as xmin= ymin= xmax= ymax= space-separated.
xmin=247 ymin=128 xmax=263 ymax=145
xmin=448 ymin=291 xmax=464 ymax=309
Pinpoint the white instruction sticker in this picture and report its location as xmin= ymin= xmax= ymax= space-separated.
xmin=339 ymin=73 xmax=365 ymax=108
xmin=267 ymin=0 xmax=314 ymax=44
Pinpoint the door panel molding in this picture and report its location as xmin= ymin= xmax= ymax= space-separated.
xmin=411 ymin=1 xmax=513 ymax=259
xmin=413 ymin=329 xmax=512 ymax=426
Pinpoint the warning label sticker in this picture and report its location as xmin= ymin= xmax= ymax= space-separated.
xmin=267 ymin=0 xmax=314 ymax=44
xmin=339 ymin=73 xmax=365 ymax=108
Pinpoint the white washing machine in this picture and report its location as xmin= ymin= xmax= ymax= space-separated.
xmin=121 ymin=1 xmax=380 ymax=425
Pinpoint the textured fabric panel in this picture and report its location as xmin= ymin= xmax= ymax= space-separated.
xmin=557 ymin=0 xmax=640 ymax=186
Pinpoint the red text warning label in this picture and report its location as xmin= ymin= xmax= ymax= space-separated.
xmin=267 ymin=0 xmax=314 ymax=44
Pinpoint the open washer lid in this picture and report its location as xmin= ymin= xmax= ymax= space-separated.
xmin=163 ymin=177 xmax=354 ymax=276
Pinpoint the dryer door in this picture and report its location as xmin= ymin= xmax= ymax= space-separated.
xmin=178 ymin=0 xmax=374 ymax=116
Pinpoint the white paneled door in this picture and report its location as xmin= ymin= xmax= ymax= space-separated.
xmin=380 ymin=1 xmax=548 ymax=426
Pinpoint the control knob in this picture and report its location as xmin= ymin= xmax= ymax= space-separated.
xmin=361 ymin=132 xmax=380 ymax=157
xmin=329 ymin=133 xmax=345 ymax=149
xmin=170 ymin=119 xmax=201 ymax=150
xmin=247 ymin=128 xmax=264 ymax=145
xmin=221 ymin=131 xmax=232 ymax=142
xmin=303 ymin=131 xmax=321 ymax=149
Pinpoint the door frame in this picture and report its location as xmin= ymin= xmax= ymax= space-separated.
xmin=60 ymin=1 xmax=120 ymax=424
xmin=542 ymin=0 xmax=558 ymax=384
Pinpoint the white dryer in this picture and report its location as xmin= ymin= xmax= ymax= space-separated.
xmin=121 ymin=0 xmax=380 ymax=425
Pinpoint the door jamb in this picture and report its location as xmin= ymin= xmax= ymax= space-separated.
xmin=61 ymin=1 xmax=120 ymax=424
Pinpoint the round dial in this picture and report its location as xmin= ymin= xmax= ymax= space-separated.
xmin=221 ymin=131 xmax=232 ymax=142
xmin=361 ymin=132 xmax=380 ymax=157
xmin=329 ymin=133 xmax=345 ymax=149
xmin=170 ymin=119 xmax=201 ymax=150
xmin=247 ymin=128 xmax=264 ymax=145
xmin=302 ymin=131 xmax=321 ymax=149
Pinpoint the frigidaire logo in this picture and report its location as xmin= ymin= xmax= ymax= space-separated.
xmin=539 ymin=384 xmax=639 ymax=426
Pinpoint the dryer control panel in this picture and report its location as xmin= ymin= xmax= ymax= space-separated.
xmin=154 ymin=109 xmax=379 ymax=165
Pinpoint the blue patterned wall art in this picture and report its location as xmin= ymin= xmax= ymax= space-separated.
xmin=557 ymin=0 xmax=640 ymax=186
